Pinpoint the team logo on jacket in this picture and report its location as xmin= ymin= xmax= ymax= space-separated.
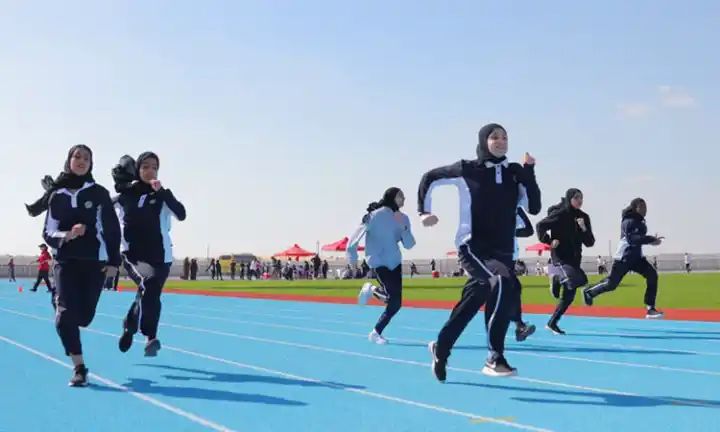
xmin=84 ymin=201 xmax=93 ymax=209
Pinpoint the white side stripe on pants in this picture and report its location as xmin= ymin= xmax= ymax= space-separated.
xmin=464 ymin=245 xmax=495 ymax=279
xmin=123 ymin=257 xmax=146 ymax=330
xmin=463 ymin=245 xmax=503 ymax=353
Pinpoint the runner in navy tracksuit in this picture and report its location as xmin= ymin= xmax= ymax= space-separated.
xmin=583 ymin=198 xmax=664 ymax=318
xmin=512 ymin=206 xmax=536 ymax=341
xmin=26 ymin=144 xmax=121 ymax=387
xmin=113 ymin=152 xmax=186 ymax=356
xmin=536 ymin=188 xmax=595 ymax=334
xmin=420 ymin=123 xmax=541 ymax=380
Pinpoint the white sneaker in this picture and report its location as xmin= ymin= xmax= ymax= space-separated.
xmin=645 ymin=308 xmax=664 ymax=319
xmin=368 ymin=330 xmax=388 ymax=344
xmin=358 ymin=283 xmax=373 ymax=305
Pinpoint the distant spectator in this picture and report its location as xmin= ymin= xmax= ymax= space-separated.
xmin=190 ymin=259 xmax=199 ymax=280
xmin=215 ymin=259 xmax=223 ymax=281
xmin=182 ymin=257 xmax=190 ymax=280
xmin=207 ymin=259 xmax=216 ymax=280
xmin=8 ymin=257 xmax=16 ymax=282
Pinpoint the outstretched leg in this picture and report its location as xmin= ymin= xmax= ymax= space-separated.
xmin=369 ymin=266 xmax=403 ymax=342
xmin=547 ymin=264 xmax=587 ymax=334
xmin=632 ymin=258 xmax=662 ymax=318
xmin=583 ymin=260 xmax=631 ymax=305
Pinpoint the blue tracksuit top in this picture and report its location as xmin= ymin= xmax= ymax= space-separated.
xmin=346 ymin=207 xmax=416 ymax=270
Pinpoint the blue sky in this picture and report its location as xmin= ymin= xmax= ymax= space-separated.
xmin=1 ymin=0 xmax=718 ymax=259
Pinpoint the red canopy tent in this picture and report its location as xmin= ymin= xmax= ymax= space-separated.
xmin=525 ymin=242 xmax=552 ymax=255
xmin=273 ymin=244 xmax=315 ymax=259
xmin=321 ymin=237 xmax=364 ymax=252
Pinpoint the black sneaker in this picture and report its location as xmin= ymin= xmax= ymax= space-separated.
xmin=119 ymin=329 xmax=133 ymax=353
xmin=428 ymin=341 xmax=446 ymax=382
xmin=646 ymin=308 xmax=664 ymax=319
xmin=482 ymin=356 xmax=517 ymax=377
xmin=546 ymin=323 xmax=566 ymax=335
xmin=582 ymin=289 xmax=594 ymax=306
xmin=515 ymin=323 xmax=536 ymax=342
xmin=549 ymin=276 xmax=561 ymax=299
xmin=68 ymin=364 xmax=89 ymax=387
xmin=144 ymin=339 xmax=161 ymax=357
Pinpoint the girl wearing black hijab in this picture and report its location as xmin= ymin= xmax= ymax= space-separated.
xmin=348 ymin=187 xmax=416 ymax=344
xmin=27 ymin=145 xmax=121 ymax=387
xmin=418 ymin=123 xmax=541 ymax=380
xmin=113 ymin=152 xmax=186 ymax=356
xmin=536 ymin=188 xmax=595 ymax=334
xmin=583 ymin=198 xmax=664 ymax=318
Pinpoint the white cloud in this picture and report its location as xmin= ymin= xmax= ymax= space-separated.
xmin=617 ymin=86 xmax=696 ymax=118
xmin=658 ymin=85 xmax=696 ymax=108
xmin=617 ymin=102 xmax=652 ymax=118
